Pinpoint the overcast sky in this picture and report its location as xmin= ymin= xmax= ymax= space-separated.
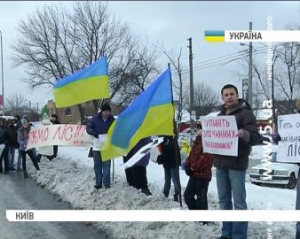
xmin=0 ymin=1 xmax=299 ymax=112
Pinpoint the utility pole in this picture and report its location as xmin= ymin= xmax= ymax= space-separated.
xmin=187 ymin=37 xmax=194 ymax=145
xmin=248 ymin=22 xmax=253 ymax=108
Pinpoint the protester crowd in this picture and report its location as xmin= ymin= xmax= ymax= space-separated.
xmin=0 ymin=84 xmax=299 ymax=239
xmin=0 ymin=114 xmax=60 ymax=178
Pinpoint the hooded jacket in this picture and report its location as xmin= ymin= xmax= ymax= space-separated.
xmin=159 ymin=136 xmax=178 ymax=169
xmin=213 ymin=99 xmax=261 ymax=171
xmin=185 ymin=136 xmax=214 ymax=180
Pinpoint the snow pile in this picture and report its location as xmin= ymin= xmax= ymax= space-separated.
xmin=26 ymin=145 xmax=296 ymax=239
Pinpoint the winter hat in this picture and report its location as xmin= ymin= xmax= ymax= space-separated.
xmin=51 ymin=114 xmax=58 ymax=119
xmin=22 ymin=115 xmax=29 ymax=121
xmin=101 ymin=104 xmax=111 ymax=112
xmin=21 ymin=118 xmax=28 ymax=124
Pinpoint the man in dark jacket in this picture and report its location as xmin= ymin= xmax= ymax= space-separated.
xmin=124 ymin=137 xmax=152 ymax=196
xmin=86 ymin=104 xmax=115 ymax=189
xmin=199 ymin=84 xmax=260 ymax=239
xmin=7 ymin=119 xmax=18 ymax=170
xmin=0 ymin=118 xmax=12 ymax=174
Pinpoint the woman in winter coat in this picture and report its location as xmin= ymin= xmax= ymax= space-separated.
xmin=17 ymin=118 xmax=40 ymax=178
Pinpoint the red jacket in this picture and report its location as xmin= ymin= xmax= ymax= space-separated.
xmin=185 ymin=136 xmax=214 ymax=181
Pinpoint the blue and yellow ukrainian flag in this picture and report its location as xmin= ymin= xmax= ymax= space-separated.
xmin=53 ymin=56 xmax=110 ymax=108
xmin=101 ymin=67 xmax=175 ymax=161
xmin=205 ymin=30 xmax=225 ymax=42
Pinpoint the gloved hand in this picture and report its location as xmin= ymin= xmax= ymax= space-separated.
xmin=272 ymin=133 xmax=281 ymax=145
xmin=185 ymin=166 xmax=193 ymax=176
xmin=92 ymin=131 xmax=99 ymax=138
xmin=156 ymin=155 xmax=164 ymax=165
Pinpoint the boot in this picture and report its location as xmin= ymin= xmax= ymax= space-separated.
xmin=141 ymin=187 xmax=152 ymax=196
xmin=173 ymin=194 xmax=179 ymax=202
xmin=36 ymin=154 xmax=42 ymax=163
xmin=24 ymin=171 xmax=29 ymax=178
xmin=163 ymin=191 xmax=169 ymax=198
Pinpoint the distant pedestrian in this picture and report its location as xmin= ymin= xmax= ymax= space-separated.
xmin=7 ymin=119 xmax=18 ymax=170
xmin=0 ymin=118 xmax=12 ymax=174
xmin=17 ymin=118 xmax=40 ymax=178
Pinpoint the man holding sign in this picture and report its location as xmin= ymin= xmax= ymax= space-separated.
xmin=86 ymin=104 xmax=115 ymax=189
xmin=199 ymin=84 xmax=260 ymax=239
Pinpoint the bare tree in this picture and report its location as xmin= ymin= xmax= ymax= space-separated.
xmin=156 ymin=45 xmax=187 ymax=124
xmin=275 ymin=42 xmax=300 ymax=113
xmin=11 ymin=2 xmax=159 ymax=122
xmin=5 ymin=93 xmax=39 ymax=120
xmin=183 ymin=82 xmax=220 ymax=117
xmin=110 ymin=42 xmax=160 ymax=106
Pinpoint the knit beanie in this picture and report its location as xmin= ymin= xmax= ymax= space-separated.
xmin=101 ymin=104 xmax=111 ymax=112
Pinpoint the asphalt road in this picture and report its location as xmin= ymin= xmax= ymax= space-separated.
xmin=0 ymin=171 xmax=109 ymax=239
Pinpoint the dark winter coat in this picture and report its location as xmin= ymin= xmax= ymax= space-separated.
xmin=0 ymin=125 xmax=12 ymax=145
xmin=86 ymin=113 xmax=115 ymax=135
xmin=7 ymin=124 xmax=18 ymax=148
xmin=158 ymin=136 xmax=178 ymax=169
xmin=185 ymin=136 xmax=214 ymax=180
xmin=125 ymin=137 xmax=151 ymax=167
xmin=213 ymin=99 xmax=261 ymax=171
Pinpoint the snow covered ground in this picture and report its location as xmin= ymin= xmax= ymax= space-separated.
xmin=25 ymin=145 xmax=297 ymax=239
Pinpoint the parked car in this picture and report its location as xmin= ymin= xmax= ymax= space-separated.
xmin=250 ymin=150 xmax=299 ymax=189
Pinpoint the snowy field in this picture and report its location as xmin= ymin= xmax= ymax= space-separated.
xmin=24 ymin=145 xmax=297 ymax=239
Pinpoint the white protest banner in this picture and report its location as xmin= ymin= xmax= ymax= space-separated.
xmin=123 ymin=137 xmax=164 ymax=169
xmin=201 ymin=116 xmax=238 ymax=156
xmin=38 ymin=146 xmax=53 ymax=156
xmin=27 ymin=125 xmax=93 ymax=150
xmin=277 ymin=114 xmax=300 ymax=163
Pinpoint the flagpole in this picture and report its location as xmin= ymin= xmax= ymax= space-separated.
xmin=112 ymin=158 xmax=115 ymax=182
xmin=168 ymin=63 xmax=183 ymax=207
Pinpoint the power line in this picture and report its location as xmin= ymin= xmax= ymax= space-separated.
xmin=170 ymin=47 xmax=270 ymax=76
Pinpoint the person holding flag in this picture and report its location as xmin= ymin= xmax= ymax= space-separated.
xmin=86 ymin=104 xmax=115 ymax=189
